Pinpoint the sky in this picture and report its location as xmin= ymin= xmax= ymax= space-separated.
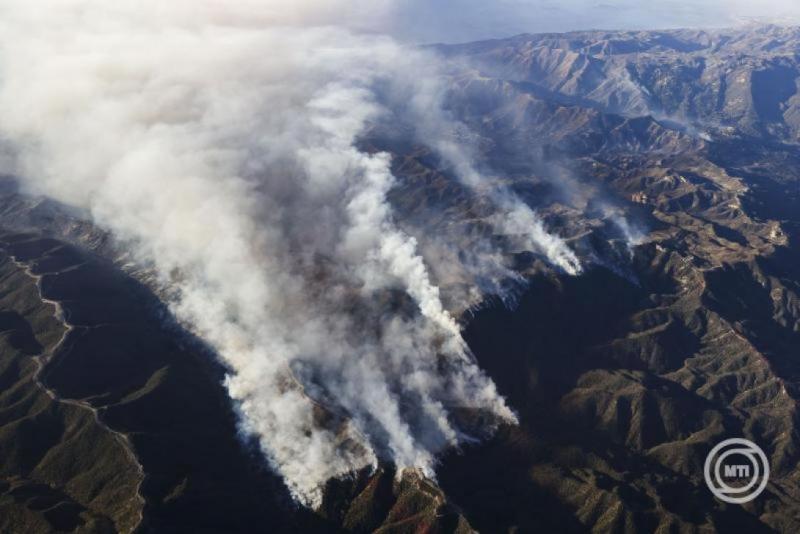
xmin=378 ymin=0 xmax=800 ymax=43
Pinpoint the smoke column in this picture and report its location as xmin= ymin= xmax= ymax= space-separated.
xmin=0 ymin=0 xmax=578 ymax=505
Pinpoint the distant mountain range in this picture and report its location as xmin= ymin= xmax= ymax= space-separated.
xmin=437 ymin=24 xmax=800 ymax=142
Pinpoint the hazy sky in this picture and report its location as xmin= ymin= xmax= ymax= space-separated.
xmin=379 ymin=0 xmax=800 ymax=43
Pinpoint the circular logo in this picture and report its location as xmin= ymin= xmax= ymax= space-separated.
xmin=704 ymin=438 xmax=769 ymax=504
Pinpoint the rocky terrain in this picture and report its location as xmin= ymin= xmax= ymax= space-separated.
xmin=436 ymin=24 xmax=800 ymax=142
xmin=1 ymin=24 xmax=800 ymax=533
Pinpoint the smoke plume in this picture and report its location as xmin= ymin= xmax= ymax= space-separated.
xmin=0 ymin=0 xmax=579 ymax=505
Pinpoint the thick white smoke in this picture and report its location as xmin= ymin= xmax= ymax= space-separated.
xmin=420 ymin=127 xmax=582 ymax=275
xmin=390 ymin=69 xmax=582 ymax=275
xmin=0 ymin=0 xmax=581 ymax=506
